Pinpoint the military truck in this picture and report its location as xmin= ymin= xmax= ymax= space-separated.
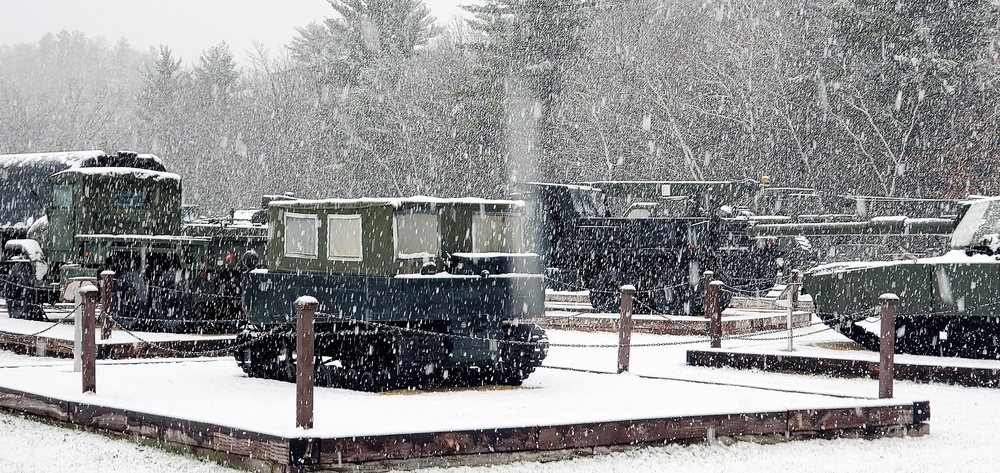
xmin=236 ymin=197 xmax=548 ymax=391
xmin=516 ymin=180 xmax=787 ymax=315
xmin=0 ymin=150 xmax=165 ymax=248
xmin=0 ymin=150 xmax=266 ymax=332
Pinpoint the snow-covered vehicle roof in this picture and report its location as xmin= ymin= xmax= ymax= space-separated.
xmin=269 ymin=195 xmax=526 ymax=209
xmin=0 ymin=150 xmax=168 ymax=229
xmin=0 ymin=150 xmax=164 ymax=172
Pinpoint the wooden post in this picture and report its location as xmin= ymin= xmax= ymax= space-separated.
xmin=99 ymin=270 xmax=115 ymax=340
xmin=879 ymin=293 xmax=898 ymax=399
xmin=617 ymin=285 xmax=636 ymax=374
xmin=80 ymin=286 xmax=98 ymax=394
xmin=701 ymin=271 xmax=714 ymax=319
xmin=295 ymin=296 xmax=318 ymax=429
xmin=706 ymin=280 xmax=723 ymax=348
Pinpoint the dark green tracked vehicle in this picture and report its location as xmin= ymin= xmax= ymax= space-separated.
xmin=236 ymin=197 xmax=548 ymax=391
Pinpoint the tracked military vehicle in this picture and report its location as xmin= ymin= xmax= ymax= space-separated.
xmin=749 ymin=200 xmax=1000 ymax=359
xmin=236 ymin=197 xmax=548 ymax=391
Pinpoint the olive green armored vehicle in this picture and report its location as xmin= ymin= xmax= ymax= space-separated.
xmin=751 ymin=198 xmax=1000 ymax=359
xmin=236 ymin=197 xmax=548 ymax=391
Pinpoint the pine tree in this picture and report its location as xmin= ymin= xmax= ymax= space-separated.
xmin=193 ymin=42 xmax=240 ymax=107
xmin=288 ymin=0 xmax=439 ymax=196
xmin=138 ymin=46 xmax=190 ymax=158
xmin=289 ymin=0 xmax=436 ymax=86
xmin=187 ymin=42 xmax=244 ymax=211
xmin=462 ymin=0 xmax=592 ymax=187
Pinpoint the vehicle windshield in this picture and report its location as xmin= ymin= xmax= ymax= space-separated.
xmin=570 ymin=190 xmax=606 ymax=218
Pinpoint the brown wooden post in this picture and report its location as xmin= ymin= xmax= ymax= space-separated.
xmin=706 ymin=280 xmax=723 ymax=348
xmin=295 ymin=296 xmax=318 ymax=429
xmin=701 ymin=271 xmax=714 ymax=319
xmin=617 ymin=285 xmax=636 ymax=374
xmin=99 ymin=270 xmax=115 ymax=340
xmin=79 ymin=286 xmax=98 ymax=394
xmin=879 ymin=293 xmax=898 ymax=399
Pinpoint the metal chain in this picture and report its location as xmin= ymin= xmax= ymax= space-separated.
xmin=630 ymin=297 xmax=684 ymax=320
xmin=103 ymin=314 xmax=253 ymax=356
xmin=542 ymin=275 xmax=592 ymax=293
xmin=0 ymin=274 xmax=38 ymax=291
xmin=720 ymin=286 xmax=773 ymax=296
xmin=110 ymin=314 xmax=246 ymax=324
xmin=20 ymin=303 xmax=82 ymax=337
xmin=719 ymin=319 xmax=832 ymax=342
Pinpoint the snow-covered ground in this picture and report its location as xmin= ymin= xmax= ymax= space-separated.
xmin=1 ymin=315 xmax=998 ymax=472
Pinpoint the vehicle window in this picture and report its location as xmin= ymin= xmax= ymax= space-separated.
xmin=283 ymin=212 xmax=318 ymax=258
xmin=472 ymin=214 xmax=523 ymax=253
xmin=570 ymin=190 xmax=606 ymax=218
xmin=327 ymin=214 xmax=363 ymax=261
xmin=53 ymin=185 xmax=73 ymax=209
xmin=115 ymin=189 xmax=153 ymax=208
xmin=394 ymin=212 xmax=439 ymax=259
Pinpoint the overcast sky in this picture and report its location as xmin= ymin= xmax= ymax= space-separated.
xmin=0 ymin=0 xmax=472 ymax=63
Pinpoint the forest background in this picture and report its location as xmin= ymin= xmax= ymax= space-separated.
xmin=1 ymin=0 xmax=999 ymax=214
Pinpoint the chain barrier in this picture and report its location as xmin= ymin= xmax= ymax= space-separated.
xmin=307 ymin=310 xmax=836 ymax=349
xmin=0 ymin=274 xmax=38 ymax=291
xmin=3 ymin=299 xmax=840 ymax=364
xmin=0 ymin=271 xmax=241 ymax=301
xmin=102 ymin=314 xmax=254 ymax=356
xmin=541 ymin=364 xmax=873 ymax=400
xmin=110 ymin=314 xmax=248 ymax=325
xmin=542 ymin=275 xmax=592 ymax=293
xmin=544 ymin=275 xmax=693 ymax=296
xmin=630 ymin=297 xmax=686 ymax=321
xmin=9 ymin=266 xmax=973 ymax=359
xmin=715 ymin=273 xmax=787 ymax=292
xmin=20 ymin=303 xmax=82 ymax=337
xmin=720 ymin=285 xmax=773 ymax=297
xmin=718 ymin=318 xmax=832 ymax=342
